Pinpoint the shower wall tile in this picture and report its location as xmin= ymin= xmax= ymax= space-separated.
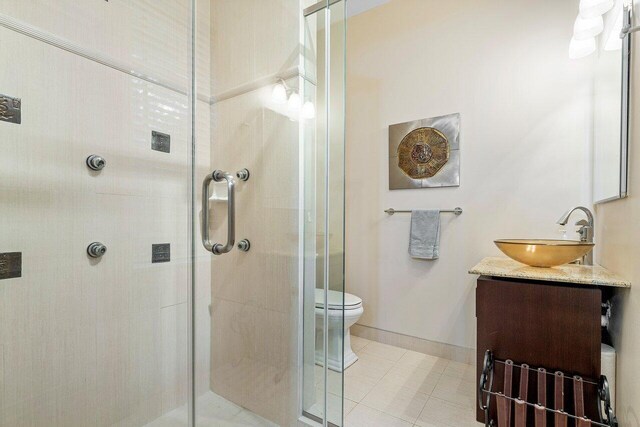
xmin=195 ymin=98 xmax=213 ymax=396
xmin=160 ymin=303 xmax=188 ymax=413
xmin=95 ymin=311 xmax=163 ymax=426
xmin=0 ymin=0 xmax=213 ymax=95
xmin=0 ymin=345 xmax=3 ymax=419
xmin=196 ymin=0 xmax=212 ymax=99
xmin=1 ymin=383 xmax=99 ymax=427
xmin=0 ymin=27 xmax=192 ymax=202
xmin=0 ymin=193 xmax=98 ymax=409
xmin=210 ymin=79 xmax=300 ymax=424
xmin=194 ymin=252 xmax=213 ymax=396
xmin=210 ymin=300 xmax=296 ymax=424
xmin=211 ymin=0 xmax=299 ymax=96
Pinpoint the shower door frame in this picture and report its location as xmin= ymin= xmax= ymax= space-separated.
xmin=299 ymin=1 xmax=347 ymax=426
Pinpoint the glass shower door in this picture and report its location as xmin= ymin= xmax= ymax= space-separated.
xmin=199 ymin=1 xmax=346 ymax=426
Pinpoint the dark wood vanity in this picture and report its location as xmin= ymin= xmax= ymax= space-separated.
xmin=470 ymin=257 xmax=629 ymax=425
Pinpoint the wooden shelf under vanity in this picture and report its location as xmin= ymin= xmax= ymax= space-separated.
xmin=470 ymin=257 xmax=629 ymax=425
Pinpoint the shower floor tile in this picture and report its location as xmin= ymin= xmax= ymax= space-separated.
xmin=146 ymin=391 xmax=277 ymax=427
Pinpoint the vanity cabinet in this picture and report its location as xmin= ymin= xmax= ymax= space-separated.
xmin=475 ymin=276 xmax=602 ymax=423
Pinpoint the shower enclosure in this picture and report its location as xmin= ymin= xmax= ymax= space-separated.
xmin=0 ymin=0 xmax=345 ymax=426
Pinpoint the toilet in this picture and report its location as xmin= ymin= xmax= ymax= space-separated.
xmin=315 ymin=289 xmax=364 ymax=372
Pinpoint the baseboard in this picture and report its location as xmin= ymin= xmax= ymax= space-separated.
xmin=351 ymin=324 xmax=475 ymax=365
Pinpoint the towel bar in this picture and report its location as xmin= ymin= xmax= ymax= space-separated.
xmin=385 ymin=207 xmax=463 ymax=215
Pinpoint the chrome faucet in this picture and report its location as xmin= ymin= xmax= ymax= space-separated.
xmin=557 ymin=206 xmax=594 ymax=265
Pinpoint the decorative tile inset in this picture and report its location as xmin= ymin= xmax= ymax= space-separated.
xmin=0 ymin=94 xmax=21 ymax=124
xmin=152 ymin=131 xmax=171 ymax=153
xmin=0 ymin=252 xmax=21 ymax=280
xmin=152 ymin=244 xmax=171 ymax=263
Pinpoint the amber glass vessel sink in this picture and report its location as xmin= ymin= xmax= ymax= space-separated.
xmin=494 ymin=239 xmax=595 ymax=268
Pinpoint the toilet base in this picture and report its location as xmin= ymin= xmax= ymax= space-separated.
xmin=315 ymin=329 xmax=359 ymax=372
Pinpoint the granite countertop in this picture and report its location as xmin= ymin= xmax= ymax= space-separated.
xmin=469 ymin=257 xmax=631 ymax=288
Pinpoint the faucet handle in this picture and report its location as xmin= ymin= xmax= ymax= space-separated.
xmin=575 ymin=220 xmax=593 ymax=243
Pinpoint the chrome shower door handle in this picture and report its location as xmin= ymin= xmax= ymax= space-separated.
xmin=202 ymin=170 xmax=236 ymax=255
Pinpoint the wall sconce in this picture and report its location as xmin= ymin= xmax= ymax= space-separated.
xmin=287 ymin=92 xmax=302 ymax=113
xmin=301 ymin=101 xmax=316 ymax=119
xmin=272 ymin=81 xmax=288 ymax=104
xmin=271 ymin=79 xmax=316 ymax=120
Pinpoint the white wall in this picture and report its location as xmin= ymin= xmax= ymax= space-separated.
xmin=595 ymin=0 xmax=640 ymax=420
xmin=346 ymin=0 xmax=593 ymax=349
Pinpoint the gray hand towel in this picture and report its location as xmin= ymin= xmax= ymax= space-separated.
xmin=409 ymin=210 xmax=441 ymax=259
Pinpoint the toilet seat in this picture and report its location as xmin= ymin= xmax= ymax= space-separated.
xmin=315 ymin=289 xmax=362 ymax=310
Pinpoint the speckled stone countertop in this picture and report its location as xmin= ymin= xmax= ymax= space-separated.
xmin=469 ymin=257 xmax=631 ymax=288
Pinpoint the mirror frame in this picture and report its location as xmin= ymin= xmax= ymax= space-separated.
xmin=596 ymin=3 xmax=632 ymax=204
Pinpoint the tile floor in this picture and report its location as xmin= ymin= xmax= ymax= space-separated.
xmin=342 ymin=336 xmax=479 ymax=427
xmin=149 ymin=337 xmax=478 ymax=427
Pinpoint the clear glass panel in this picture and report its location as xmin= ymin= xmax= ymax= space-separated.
xmin=198 ymin=0 xmax=304 ymax=426
xmin=302 ymin=6 xmax=329 ymax=423
xmin=302 ymin=1 xmax=347 ymax=425
xmin=0 ymin=1 xmax=344 ymax=426
xmin=326 ymin=1 xmax=347 ymax=424
xmin=0 ymin=1 xmax=192 ymax=426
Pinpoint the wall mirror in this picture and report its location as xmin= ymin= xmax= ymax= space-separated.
xmin=593 ymin=1 xmax=634 ymax=203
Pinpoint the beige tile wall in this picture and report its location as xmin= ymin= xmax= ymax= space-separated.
xmin=0 ymin=0 xmax=212 ymax=425
xmin=208 ymin=85 xmax=300 ymax=427
xmin=1 ymin=0 xmax=192 ymax=92
xmin=210 ymin=0 xmax=300 ymax=96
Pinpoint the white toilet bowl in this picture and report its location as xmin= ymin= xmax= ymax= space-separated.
xmin=315 ymin=289 xmax=364 ymax=372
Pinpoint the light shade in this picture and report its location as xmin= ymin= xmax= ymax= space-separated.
xmin=301 ymin=101 xmax=316 ymax=119
xmin=573 ymin=15 xmax=604 ymax=40
xmin=604 ymin=8 xmax=624 ymax=51
xmin=579 ymin=0 xmax=614 ymax=18
xmin=569 ymin=36 xmax=596 ymax=59
xmin=272 ymin=83 xmax=287 ymax=104
xmin=287 ymin=92 xmax=302 ymax=112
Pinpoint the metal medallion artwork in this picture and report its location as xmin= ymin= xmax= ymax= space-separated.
xmin=389 ymin=113 xmax=461 ymax=190
xmin=0 ymin=94 xmax=21 ymax=124
xmin=0 ymin=252 xmax=22 ymax=280
xmin=398 ymin=127 xmax=449 ymax=179
xmin=151 ymin=130 xmax=171 ymax=153
xmin=152 ymin=244 xmax=171 ymax=263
